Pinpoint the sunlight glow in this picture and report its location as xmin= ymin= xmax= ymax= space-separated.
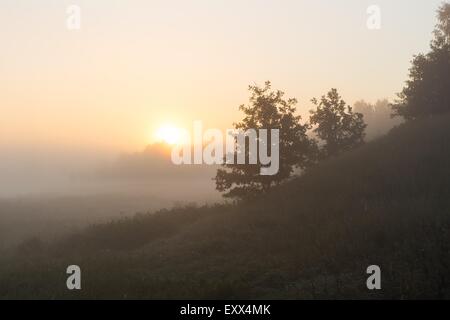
xmin=155 ymin=125 xmax=183 ymax=145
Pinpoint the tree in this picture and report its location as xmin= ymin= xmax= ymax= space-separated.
xmin=215 ymin=81 xmax=316 ymax=200
xmin=433 ymin=3 xmax=450 ymax=48
xmin=392 ymin=3 xmax=450 ymax=120
xmin=310 ymin=88 xmax=366 ymax=159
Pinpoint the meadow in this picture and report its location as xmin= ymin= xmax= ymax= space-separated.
xmin=1 ymin=114 xmax=449 ymax=299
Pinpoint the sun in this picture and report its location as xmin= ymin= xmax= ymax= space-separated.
xmin=155 ymin=125 xmax=183 ymax=145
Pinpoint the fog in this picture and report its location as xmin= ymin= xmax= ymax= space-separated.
xmin=0 ymin=143 xmax=218 ymax=197
xmin=0 ymin=103 xmax=400 ymax=249
xmin=353 ymin=99 xmax=403 ymax=141
xmin=0 ymin=143 xmax=220 ymax=248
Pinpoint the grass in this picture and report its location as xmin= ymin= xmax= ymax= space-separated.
xmin=1 ymin=114 xmax=450 ymax=299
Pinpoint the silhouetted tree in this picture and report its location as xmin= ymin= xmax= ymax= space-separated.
xmin=215 ymin=81 xmax=316 ymax=200
xmin=310 ymin=88 xmax=366 ymax=159
xmin=392 ymin=3 xmax=450 ymax=120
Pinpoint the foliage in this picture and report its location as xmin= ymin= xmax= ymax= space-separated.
xmin=309 ymin=89 xmax=366 ymax=159
xmin=2 ymin=115 xmax=450 ymax=299
xmin=392 ymin=3 xmax=450 ymax=120
xmin=215 ymin=81 xmax=316 ymax=199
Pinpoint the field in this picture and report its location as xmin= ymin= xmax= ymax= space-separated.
xmin=1 ymin=114 xmax=450 ymax=299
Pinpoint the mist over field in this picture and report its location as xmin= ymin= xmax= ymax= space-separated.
xmin=0 ymin=102 xmax=397 ymax=248
xmin=0 ymin=143 xmax=220 ymax=248
xmin=1 ymin=0 xmax=449 ymax=301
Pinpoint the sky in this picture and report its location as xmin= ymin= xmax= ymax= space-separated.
xmin=0 ymin=0 xmax=444 ymax=153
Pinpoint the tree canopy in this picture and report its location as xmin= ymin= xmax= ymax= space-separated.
xmin=309 ymin=89 xmax=366 ymax=159
xmin=215 ymin=81 xmax=316 ymax=200
xmin=392 ymin=3 xmax=450 ymax=120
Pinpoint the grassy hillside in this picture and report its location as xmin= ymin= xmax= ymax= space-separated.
xmin=1 ymin=115 xmax=450 ymax=299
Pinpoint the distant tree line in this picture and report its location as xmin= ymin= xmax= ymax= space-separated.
xmin=353 ymin=99 xmax=402 ymax=141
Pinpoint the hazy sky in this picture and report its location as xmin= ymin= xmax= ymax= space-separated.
xmin=0 ymin=0 xmax=444 ymax=152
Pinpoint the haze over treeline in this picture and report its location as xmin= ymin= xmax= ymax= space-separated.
xmin=1 ymin=0 xmax=441 ymax=200
xmin=0 ymin=0 xmax=445 ymax=257
xmin=0 ymin=97 xmax=398 ymax=249
xmin=0 ymin=98 xmax=399 ymax=198
xmin=0 ymin=1 xmax=449 ymax=300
